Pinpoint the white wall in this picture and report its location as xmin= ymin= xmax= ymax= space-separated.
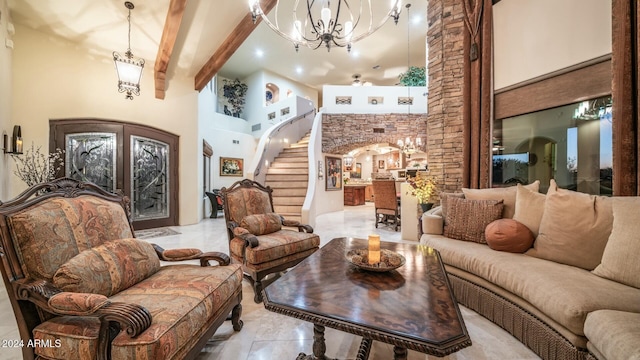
xmin=493 ymin=0 xmax=612 ymax=90
xmin=198 ymin=82 xmax=257 ymax=218
xmin=0 ymin=0 xmax=12 ymax=201
xmin=10 ymin=24 xmax=201 ymax=225
xmin=323 ymin=85 xmax=428 ymax=114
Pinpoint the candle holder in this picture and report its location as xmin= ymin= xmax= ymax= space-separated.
xmin=3 ymin=126 xmax=23 ymax=155
xmin=345 ymin=248 xmax=406 ymax=272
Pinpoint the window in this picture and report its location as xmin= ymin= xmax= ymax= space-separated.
xmin=492 ymin=95 xmax=612 ymax=195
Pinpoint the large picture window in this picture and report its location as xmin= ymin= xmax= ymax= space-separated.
xmin=493 ymin=95 xmax=612 ymax=195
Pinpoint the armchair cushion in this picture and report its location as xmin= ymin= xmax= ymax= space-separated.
xmin=48 ymin=293 xmax=110 ymax=316
xmin=34 ymin=264 xmax=243 ymax=360
xmin=230 ymin=230 xmax=320 ymax=265
xmin=7 ymin=195 xmax=134 ymax=282
xmin=53 ymin=238 xmax=160 ymax=297
xmin=240 ymin=213 xmax=282 ymax=235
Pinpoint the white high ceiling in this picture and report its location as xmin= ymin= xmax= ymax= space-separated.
xmin=7 ymin=0 xmax=428 ymax=92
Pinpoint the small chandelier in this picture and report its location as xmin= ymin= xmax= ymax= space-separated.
xmin=249 ymin=0 xmax=403 ymax=52
xmin=113 ymin=1 xmax=145 ymax=100
xmin=397 ymin=137 xmax=422 ymax=159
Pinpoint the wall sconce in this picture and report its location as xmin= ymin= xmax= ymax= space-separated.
xmin=3 ymin=125 xmax=23 ymax=154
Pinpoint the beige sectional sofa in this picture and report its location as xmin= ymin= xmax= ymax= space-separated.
xmin=420 ymin=180 xmax=640 ymax=360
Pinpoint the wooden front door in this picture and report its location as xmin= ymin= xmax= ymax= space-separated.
xmin=50 ymin=119 xmax=179 ymax=230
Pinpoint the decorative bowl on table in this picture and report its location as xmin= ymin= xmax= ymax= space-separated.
xmin=345 ymin=249 xmax=406 ymax=272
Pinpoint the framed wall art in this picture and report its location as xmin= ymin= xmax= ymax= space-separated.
xmin=325 ymin=156 xmax=342 ymax=191
xmin=220 ymin=157 xmax=243 ymax=177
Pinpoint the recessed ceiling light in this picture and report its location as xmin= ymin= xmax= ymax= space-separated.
xmin=351 ymin=50 xmax=360 ymax=58
xmin=412 ymin=15 xmax=422 ymax=25
xmin=296 ymin=66 xmax=303 ymax=74
xmin=255 ymin=49 xmax=264 ymax=57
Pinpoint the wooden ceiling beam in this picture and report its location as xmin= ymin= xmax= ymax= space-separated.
xmin=194 ymin=0 xmax=278 ymax=92
xmin=154 ymin=0 xmax=188 ymax=100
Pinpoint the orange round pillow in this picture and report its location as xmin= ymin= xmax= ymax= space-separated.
xmin=485 ymin=218 xmax=534 ymax=253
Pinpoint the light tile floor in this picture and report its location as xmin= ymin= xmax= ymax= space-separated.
xmin=0 ymin=203 xmax=540 ymax=359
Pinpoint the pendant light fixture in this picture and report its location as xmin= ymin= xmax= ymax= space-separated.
xmin=113 ymin=1 xmax=145 ymax=100
xmin=249 ymin=0 xmax=403 ymax=52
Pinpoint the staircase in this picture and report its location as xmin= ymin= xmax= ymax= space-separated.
xmin=265 ymin=134 xmax=310 ymax=223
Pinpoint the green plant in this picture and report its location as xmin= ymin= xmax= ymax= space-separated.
xmin=406 ymin=175 xmax=437 ymax=204
xmin=398 ymin=66 xmax=426 ymax=86
xmin=12 ymin=142 xmax=65 ymax=187
xmin=222 ymin=78 xmax=248 ymax=117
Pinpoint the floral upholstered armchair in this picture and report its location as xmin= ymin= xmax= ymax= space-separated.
xmin=221 ymin=179 xmax=320 ymax=303
xmin=0 ymin=178 xmax=243 ymax=360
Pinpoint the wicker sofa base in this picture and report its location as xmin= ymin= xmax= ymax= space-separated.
xmin=447 ymin=272 xmax=594 ymax=360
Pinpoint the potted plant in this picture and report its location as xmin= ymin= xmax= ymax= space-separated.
xmin=222 ymin=78 xmax=248 ymax=117
xmin=406 ymin=175 xmax=437 ymax=212
xmin=398 ymin=66 xmax=426 ymax=86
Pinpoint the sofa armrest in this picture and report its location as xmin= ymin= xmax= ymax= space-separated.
xmin=49 ymin=292 xmax=110 ymax=315
xmin=232 ymin=226 xmax=259 ymax=248
xmin=422 ymin=212 xmax=444 ymax=235
xmin=282 ymin=218 xmax=314 ymax=233
xmin=152 ymin=244 xmax=232 ymax=266
xmin=16 ymin=279 xmax=152 ymax=338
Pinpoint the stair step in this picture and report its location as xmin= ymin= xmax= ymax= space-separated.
xmin=274 ymin=205 xmax=303 ymax=213
xmin=267 ymin=181 xmax=308 ymax=188
xmin=273 ymin=196 xmax=305 ymax=206
xmin=273 ymin=156 xmax=308 ymax=163
xmin=290 ymin=143 xmax=308 ymax=148
xmin=266 ymin=174 xmax=308 ymax=181
xmin=267 ymin=168 xmax=309 ymax=175
xmin=278 ymin=152 xmax=308 ymax=158
xmin=270 ymin=162 xmax=309 ymax=169
xmin=282 ymin=147 xmax=307 ymax=153
xmin=272 ymin=188 xmax=308 ymax=197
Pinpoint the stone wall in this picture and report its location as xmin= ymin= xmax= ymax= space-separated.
xmin=322 ymin=113 xmax=427 ymax=155
xmin=322 ymin=0 xmax=467 ymax=194
xmin=426 ymin=0 xmax=466 ymax=193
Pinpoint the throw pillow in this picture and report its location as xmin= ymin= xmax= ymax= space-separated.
xmin=462 ymin=180 xmax=540 ymax=219
xmin=240 ymin=213 xmax=282 ymax=235
xmin=513 ymin=184 xmax=546 ymax=237
xmin=439 ymin=192 xmax=465 ymax=224
xmin=526 ymin=179 xmax=613 ymax=270
xmin=485 ymin=218 xmax=535 ymax=253
xmin=444 ymin=197 xmax=504 ymax=243
xmin=592 ymin=197 xmax=640 ymax=288
xmin=53 ymin=238 xmax=160 ymax=297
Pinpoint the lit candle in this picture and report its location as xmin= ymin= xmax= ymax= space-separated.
xmin=368 ymin=234 xmax=380 ymax=265
xmin=15 ymin=137 xmax=23 ymax=153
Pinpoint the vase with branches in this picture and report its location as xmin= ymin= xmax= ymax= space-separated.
xmin=11 ymin=142 xmax=65 ymax=187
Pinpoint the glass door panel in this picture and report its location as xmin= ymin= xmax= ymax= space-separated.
xmin=130 ymin=136 xmax=170 ymax=221
xmin=65 ymin=133 xmax=117 ymax=192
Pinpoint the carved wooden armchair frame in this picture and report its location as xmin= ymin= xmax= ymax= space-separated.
xmin=221 ymin=179 xmax=319 ymax=303
xmin=0 ymin=178 xmax=242 ymax=360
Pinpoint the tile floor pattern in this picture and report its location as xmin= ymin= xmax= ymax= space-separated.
xmin=0 ymin=203 xmax=540 ymax=359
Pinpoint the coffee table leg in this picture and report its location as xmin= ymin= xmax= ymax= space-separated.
xmin=297 ymin=324 xmax=328 ymax=360
xmin=393 ymin=346 xmax=408 ymax=360
xmin=356 ymin=338 xmax=372 ymax=360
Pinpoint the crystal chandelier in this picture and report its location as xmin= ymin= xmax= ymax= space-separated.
xmin=397 ymin=137 xmax=421 ymax=159
xmin=113 ymin=1 xmax=145 ymax=100
xmin=248 ymin=0 xmax=403 ymax=52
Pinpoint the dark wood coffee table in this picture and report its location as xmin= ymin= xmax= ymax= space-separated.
xmin=262 ymin=237 xmax=471 ymax=359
